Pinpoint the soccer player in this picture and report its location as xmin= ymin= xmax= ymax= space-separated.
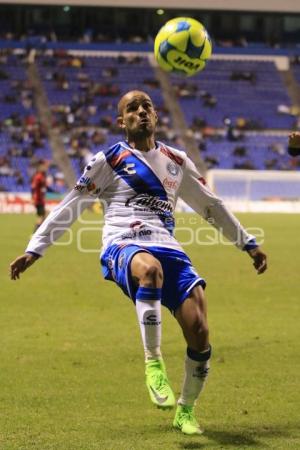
xmin=31 ymin=161 xmax=48 ymax=231
xmin=288 ymin=131 xmax=300 ymax=156
xmin=10 ymin=91 xmax=267 ymax=436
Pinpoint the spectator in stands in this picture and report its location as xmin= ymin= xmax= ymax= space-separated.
xmin=233 ymin=146 xmax=248 ymax=157
xmin=100 ymin=115 xmax=113 ymax=128
xmin=230 ymin=71 xmax=256 ymax=84
xmin=233 ymin=160 xmax=256 ymax=170
xmin=291 ymin=55 xmax=300 ymax=65
xmin=102 ymin=67 xmax=119 ymax=77
xmin=15 ymin=170 xmax=25 ymax=186
xmin=199 ymin=90 xmax=217 ymax=108
xmin=224 ymin=118 xmax=244 ymax=141
xmin=192 ymin=117 xmax=207 ymax=130
xmin=268 ymin=142 xmax=285 ymax=156
xmin=0 ymin=68 xmax=9 ymax=80
xmin=143 ymin=78 xmax=160 ymax=89
xmin=0 ymin=156 xmax=14 ymax=176
xmin=264 ymin=158 xmax=279 ymax=170
xmin=175 ymin=82 xmax=198 ymax=98
xmin=288 ymin=131 xmax=300 ymax=156
xmin=92 ymin=130 xmax=106 ymax=145
xmin=204 ymin=155 xmax=219 ymax=168
xmin=4 ymin=93 xmax=17 ymax=103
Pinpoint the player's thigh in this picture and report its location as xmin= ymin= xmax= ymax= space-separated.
xmin=174 ymin=284 xmax=208 ymax=337
xmin=130 ymin=251 xmax=163 ymax=282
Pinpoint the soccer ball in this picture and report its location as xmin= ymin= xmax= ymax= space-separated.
xmin=154 ymin=17 xmax=212 ymax=77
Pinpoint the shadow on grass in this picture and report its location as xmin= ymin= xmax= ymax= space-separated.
xmin=187 ymin=423 xmax=298 ymax=449
xmin=115 ymin=421 xmax=299 ymax=449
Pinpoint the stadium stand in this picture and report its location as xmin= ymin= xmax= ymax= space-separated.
xmin=0 ymin=48 xmax=299 ymax=199
xmin=0 ymin=50 xmax=66 ymax=193
xmin=170 ymin=60 xmax=294 ymax=129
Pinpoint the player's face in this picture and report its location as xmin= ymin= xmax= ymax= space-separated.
xmin=118 ymin=93 xmax=158 ymax=138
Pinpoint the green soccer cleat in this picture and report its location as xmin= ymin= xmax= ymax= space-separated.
xmin=145 ymin=358 xmax=175 ymax=410
xmin=173 ymin=404 xmax=203 ymax=435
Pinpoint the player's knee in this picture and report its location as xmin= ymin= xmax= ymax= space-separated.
xmin=139 ymin=260 xmax=163 ymax=288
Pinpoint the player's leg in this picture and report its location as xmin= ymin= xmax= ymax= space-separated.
xmin=173 ymin=284 xmax=211 ymax=435
xmin=34 ymin=204 xmax=46 ymax=232
xmin=130 ymin=252 xmax=175 ymax=409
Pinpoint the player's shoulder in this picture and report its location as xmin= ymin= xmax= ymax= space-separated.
xmin=86 ymin=141 xmax=125 ymax=166
xmin=157 ymin=141 xmax=187 ymax=166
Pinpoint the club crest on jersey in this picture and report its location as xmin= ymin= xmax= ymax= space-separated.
xmin=167 ymin=162 xmax=179 ymax=176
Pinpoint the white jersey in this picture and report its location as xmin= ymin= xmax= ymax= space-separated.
xmin=26 ymin=140 xmax=255 ymax=256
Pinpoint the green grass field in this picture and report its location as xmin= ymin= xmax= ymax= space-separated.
xmin=1 ymin=213 xmax=299 ymax=450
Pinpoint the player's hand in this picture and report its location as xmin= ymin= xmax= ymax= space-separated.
xmin=247 ymin=247 xmax=267 ymax=275
xmin=10 ymin=253 xmax=39 ymax=280
xmin=288 ymin=132 xmax=300 ymax=156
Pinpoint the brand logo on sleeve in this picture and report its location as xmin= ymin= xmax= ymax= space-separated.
xmin=123 ymin=163 xmax=136 ymax=175
xmin=79 ymin=176 xmax=91 ymax=185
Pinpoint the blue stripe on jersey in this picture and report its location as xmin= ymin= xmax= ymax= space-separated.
xmin=103 ymin=142 xmax=175 ymax=233
xmin=104 ymin=143 xmax=167 ymax=199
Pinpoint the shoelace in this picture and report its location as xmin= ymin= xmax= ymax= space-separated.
xmin=180 ymin=407 xmax=198 ymax=426
xmin=151 ymin=371 xmax=169 ymax=394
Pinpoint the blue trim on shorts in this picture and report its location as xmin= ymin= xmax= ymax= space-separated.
xmin=100 ymin=244 xmax=206 ymax=314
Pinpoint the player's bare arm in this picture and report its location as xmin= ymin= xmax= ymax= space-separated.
xmin=10 ymin=253 xmax=40 ymax=280
xmin=288 ymin=131 xmax=300 ymax=156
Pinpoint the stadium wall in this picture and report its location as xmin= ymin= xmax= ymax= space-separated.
xmin=2 ymin=0 xmax=300 ymax=13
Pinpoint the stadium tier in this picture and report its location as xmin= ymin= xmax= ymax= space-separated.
xmin=0 ymin=50 xmax=298 ymax=195
xmin=0 ymin=51 xmax=64 ymax=193
xmin=170 ymin=60 xmax=294 ymax=129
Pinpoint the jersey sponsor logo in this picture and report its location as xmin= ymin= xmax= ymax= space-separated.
xmin=167 ymin=162 xmax=179 ymax=176
xmin=125 ymin=193 xmax=173 ymax=214
xmin=160 ymin=145 xmax=183 ymax=166
xmin=123 ymin=163 xmax=136 ymax=175
xmin=163 ymin=177 xmax=178 ymax=190
xmin=121 ymin=228 xmax=152 ymax=240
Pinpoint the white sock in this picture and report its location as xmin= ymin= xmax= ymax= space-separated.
xmin=178 ymin=347 xmax=211 ymax=406
xmin=135 ymin=287 xmax=162 ymax=361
